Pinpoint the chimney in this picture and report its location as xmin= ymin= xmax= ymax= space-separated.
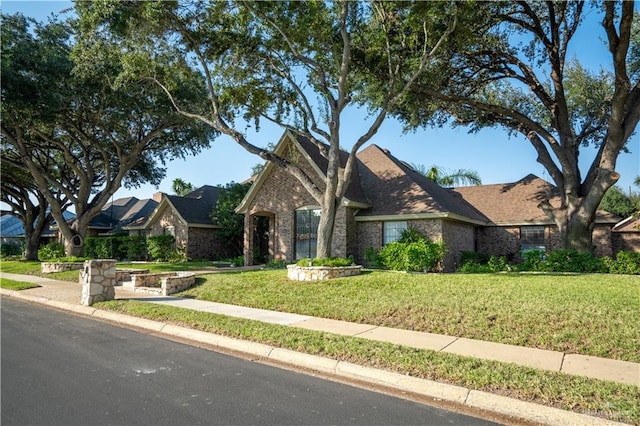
xmin=153 ymin=192 xmax=165 ymax=202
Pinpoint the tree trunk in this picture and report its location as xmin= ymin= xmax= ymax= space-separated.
xmin=23 ymin=235 xmax=40 ymax=261
xmin=561 ymin=216 xmax=595 ymax=252
xmin=59 ymin=221 xmax=87 ymax=258
xmin=316 ymin=199 xmax=337 ymax=259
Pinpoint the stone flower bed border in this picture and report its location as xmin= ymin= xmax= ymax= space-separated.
xmin=41 ymin=262 xmax=85 ymax=274
xmin=287 ymin=264 xmax=362 ymax=281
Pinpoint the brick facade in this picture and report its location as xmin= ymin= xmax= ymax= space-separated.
xmin=147 ymin=204 xmax=226 ymax=260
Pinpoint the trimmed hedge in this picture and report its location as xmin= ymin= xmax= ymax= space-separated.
xmin=458 ymin=249 xmax=639 ymax=275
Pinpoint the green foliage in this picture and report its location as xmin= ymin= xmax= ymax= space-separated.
xmin=0 ymin=240 xmax=23 ymax=258
xmin=37 ymin=242 xmax=65 ymax=261
xmin=521 ymin=250 xmax=546 ymax=271
xmin=603 ymin=251 xmax=640 ymax=275
xmin=172 ymin=178 xmax=194 ymax=196
xmin=1 ymin=12 xmax=215 ymax=257
xmin=541 ymin=250 xmax=607 ymax=273
xmin=84 ymin=235 xmax=147 ymax=260
xmin=378 ymin=228 xmax=446 ymax=272
xmin=146 ymin=235 xmax=175 ymax=262
xmin=599 ymin=185 xmax=639 ymax=217
xmin=295 ymin=257 xmax=353 ymax=267
xmin=461 ymin=249 xmax=638 ymax=275
xmin=363 ymin=246 xmax=384 ymax=268
xmin=264 ymin=258 xmax=288 ymax=269
xmin=458 ymin=254 xmax=509 ymax=273
xmin=210 ymin=182 xmax=252 ymax=257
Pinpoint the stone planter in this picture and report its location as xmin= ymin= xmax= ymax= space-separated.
xmin=41 ymin=262 xmax=84 ymax=274
xmin=287 ymin=264 xmax=362 ymax=281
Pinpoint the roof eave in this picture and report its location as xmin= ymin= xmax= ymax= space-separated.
xmin=355 ymin=212 xmax=488 ymax=226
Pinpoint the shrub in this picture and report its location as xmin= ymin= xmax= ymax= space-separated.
xmin=542 ymin=249 xmax=607 ymax=273
xmin=378 ymin=229 xmax=446 ymax=272
xmin=146 ymin=235 xmax=175 ymax=261
xmin=457 ymin=253 xmax=509 ymax=273
xmin=604 ymin=251 xmax=640 ymax=275
xmin=521 ymin=249 xmax=546 ymax=271
xmin=1 ymin=240 xmax=23 ymax=258
xmin=296 ymin=257 xmax=353 ymax=267
xmin=364 ymin=246 xmax=384 ymax=268
xmin=122 ymin=236 xmax=147 ymax=260
xmin=265 ymin=257 xmax=288 ymax=269
xmin=37 ymin=241 xmax=65 ymax=261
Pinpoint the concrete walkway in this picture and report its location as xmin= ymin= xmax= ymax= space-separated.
xmin=0 ymin=271 xmax=640 ymax=425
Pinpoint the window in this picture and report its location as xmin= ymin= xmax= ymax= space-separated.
xmin=164 ymin=226 xmax=175 ymax=237
xmin=295 ymin=207 xmax=321 ymax=260
xmin=383 ymin=221 xmax=407 ymax=245
xmin=520 ymin=226 xmax=546 ymax=253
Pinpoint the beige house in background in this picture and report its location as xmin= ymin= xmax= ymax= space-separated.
xmin=237 ymin=131 xmax=624 ymax=271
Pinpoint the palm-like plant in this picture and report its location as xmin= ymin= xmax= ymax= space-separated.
xmin=411 ymin=164 xmax=482 ymax=187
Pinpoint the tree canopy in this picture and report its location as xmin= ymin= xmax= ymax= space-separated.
xmin=76 ymin=0 xmax=480 ymax=259
xmin=379 ymin=1 xmax=639 ymax=252
xmin=1 ymin=13 xmax=215 ymax=255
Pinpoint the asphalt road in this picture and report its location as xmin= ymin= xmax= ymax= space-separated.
xmin=1 ymin=298 xmax=499 ymax=425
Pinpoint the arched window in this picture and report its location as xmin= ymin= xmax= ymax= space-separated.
xmin=295 ymin=206 xmax=321 ymax=260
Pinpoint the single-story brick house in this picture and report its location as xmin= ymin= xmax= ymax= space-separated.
xmin=126 ymin=185 xmax=231 ymax=260
xmin=237 ymin=131 xmax=622 ymax=271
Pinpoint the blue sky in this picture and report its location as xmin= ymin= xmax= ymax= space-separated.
xmin=3 ymin=0 xmax=638 ymax=202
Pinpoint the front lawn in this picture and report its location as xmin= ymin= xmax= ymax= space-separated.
xmin=96 ymin=299 xmax=639 ymax=425
xmin=178 ymin=270 xmax=639 ymax=363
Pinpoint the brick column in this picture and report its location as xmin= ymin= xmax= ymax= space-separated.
xmin=244 ymin=213 xmax=254 ymax=266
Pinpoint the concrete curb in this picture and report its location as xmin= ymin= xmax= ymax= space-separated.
xmin=0 ymin=288 xmax=630 ymax=426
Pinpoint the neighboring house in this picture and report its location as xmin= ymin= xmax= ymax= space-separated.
xmin=0 ymin=211 xmax=75 ymax=247
xmin=237 ymin=131 xmax=623 ymax=271
xmin=127 ymin=185 xmax=229 ymax=260
xmin=86 ymin=197 xmax=159 ymax=237
xmin=611 ymin=216 xmax=640 ymax=253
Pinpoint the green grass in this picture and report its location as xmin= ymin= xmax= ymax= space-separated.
xmin=94 ymin=300 xmax=640 ymax=425
xmin=0 ymin=278 xmax=39 ymax=290
xmin=178 ymin=270 xmax=640 ymax=363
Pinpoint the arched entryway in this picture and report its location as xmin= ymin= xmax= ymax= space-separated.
xmin=244 ymin=212 xmax=274 ymax=265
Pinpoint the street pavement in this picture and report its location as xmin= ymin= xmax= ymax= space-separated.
xmin=0 ymin=271 xmax=637 ymax=425
xmin=2 ymin=297 xmax=499 ymax=426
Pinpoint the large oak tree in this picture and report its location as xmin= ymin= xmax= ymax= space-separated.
xmin=1 ymin=14 xmax=215 ymax=256
xmin=387 ymin=1 xmax=639 ymax=252
xmin=76 ymin=0 xmax=480 ymax=260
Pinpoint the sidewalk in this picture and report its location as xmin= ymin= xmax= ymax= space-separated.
xmin=1 ymin=271 xmax=637 ymax=425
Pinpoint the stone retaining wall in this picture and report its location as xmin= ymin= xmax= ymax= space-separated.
xmin=41 ymin=262 xmax=84 ymax=274
xmin=115 ymin=269 xmax=149 ymax=283
xmin=287 ymin=265 xmax=362 ymax=281
xmin=124 ymin=271 xmax=196 ymax=296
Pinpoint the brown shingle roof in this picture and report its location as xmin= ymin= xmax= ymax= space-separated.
xmin=295 ymin=135 xmax=369 ymax=206
xmin=453 ymin=174 xmax=619 ymax=225
xmin=355 ymin=145 xmax=487 ymax=223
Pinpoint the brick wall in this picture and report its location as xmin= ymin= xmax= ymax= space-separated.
xmin=442 ymin=220 xmax=475 ymax=271
xmin=612 ymin=232 xmax=640 ymax=253
xmin=187 ymin=227 xmax=228 ymax=260
xmin=148 ymin=205 xmax=188 ymax=250
xmin=476 ymin=226 xmax=521 ymax=261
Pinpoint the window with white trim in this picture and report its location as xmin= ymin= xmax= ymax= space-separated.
xmin=520 ymin=226 xmax=546 ymax=253
xmin=383 ymin=221 xmax=407 ymax=244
